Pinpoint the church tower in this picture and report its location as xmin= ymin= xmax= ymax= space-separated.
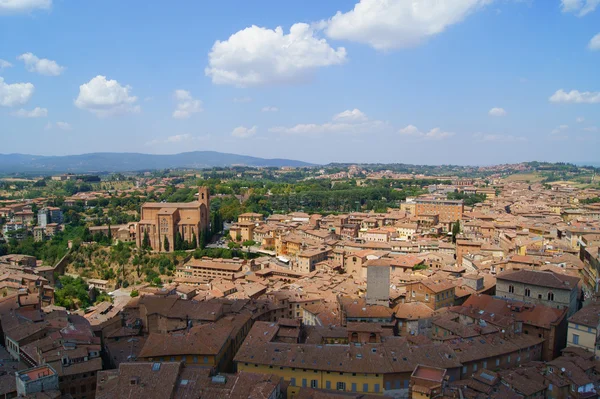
xmin=198 ymin=186 xmax=210 ymax=232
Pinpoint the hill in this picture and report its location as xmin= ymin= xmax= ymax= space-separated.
xmin=0 ymin=151 xmax=313 ymax=173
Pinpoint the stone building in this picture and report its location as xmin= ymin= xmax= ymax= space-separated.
xmin=496 ymin=269 xmax=580 ymax=317
xmin=136 ymin=186 xmax=210 ymax=252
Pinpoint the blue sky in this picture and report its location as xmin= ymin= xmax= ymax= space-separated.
xmin=1 ymin=0 xmax=599 ymax=165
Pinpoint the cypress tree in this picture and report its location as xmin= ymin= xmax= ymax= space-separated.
xmin=163 ymin=236 xmax=170 ymax=252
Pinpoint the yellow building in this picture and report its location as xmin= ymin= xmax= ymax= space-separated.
xmin=567 ymin=302 xmax=600 ymax=357
xmin=235 ymin=321 xmax=386 ymax=396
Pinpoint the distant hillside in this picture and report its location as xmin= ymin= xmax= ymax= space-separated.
xmin=0 ymin=151 xmax=313 ymax=173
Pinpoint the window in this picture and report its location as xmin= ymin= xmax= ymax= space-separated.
xmin=374 ymin=384 xmax=380 ymax=393
xmin=412 ymin=290 xmax=415 ymax=298
xmin=311 ymin=380 xmax=318 ymax=389
xmin=483 ymin=361 xmax=487 ymax=369
xmin=363 ymin=383 xmax=369 ymax=392
xmin=193 ymin=356 xmax=198 ymax=363
xmin=326 ymin=381 xmax=331 ymax=389
xmin=462 ymin=366 xmax=467 ymax=374
xmin=290 ymin=378 xmax=296 ymax=386
xmin=425 ymin=293 xmax=429 ymax=301
xmin=336 ymin=382 xmax=346 ymax=391
xmin=547 ymin=292 xmax=554 ymax=301
xmin=351 ymin=383 xmax=357 ymax=392
xmin=573 ymin=334 xmax=580 ymax=345
xmin=496 ymin=359 xmax=500 ymax=366
xmin=204 ymin=357 xmax=208 ymax=363
xmin=525 ymin=288 xmax=531 ymax=297
xmin=508 ymin=285 xmax=514 ymax=293
xmin=473 ymin=363 xmax=478 ymax=372
xmin=302 ymin=379 xmax=307 ymax=387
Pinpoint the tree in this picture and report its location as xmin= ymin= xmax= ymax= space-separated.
xmin=199 ymin=229 xmax=206 ymax=250
xmin=142 ymin=231 xmax=151 ymax=250
xmin=451 ymin=220 xmax=461 ymax=244
xmin=130 ymin=289 xmax=139 ymax=298
xmin=163 ymin=236 xmax=170 ymax=252
xmin=175 ymin=230 xmax=183 ymax=251
xmin=191 ymin=232 xmax=197 ymax=249
xmin=107 ymin=224 xmax=112 ymax=243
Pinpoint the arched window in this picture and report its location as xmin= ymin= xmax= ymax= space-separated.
xmin=525 ymin=288 xmax=531 ymax=297
xmin=369 ymin=333 xmax=376 ymax=343
xmin=548 ymin=292 xmax=554 ymax=301
xmin=508 ymin=285 xmax=514 ymax=294
xmin=351 ymin=332 xmax=358 ymax=343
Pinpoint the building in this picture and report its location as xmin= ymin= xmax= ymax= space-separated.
xmin=365 ymin=259 xmax=390 ymax=306
xmin=15 ymin=365 xmax=60 ymax=397
xmin=566 ymin=301 xmax=600 ymax=358
xmin=496 ymin=269 xmax=580 ymax=317
xmin=176 ymin=257 xmax=249 ymax=281
xmin=37 ymin=207 xmax=63 ymax=228
xmin=405 ymin=279 xmax=456 ymax=310
xmin=415 ymin=198 xmax=464 ymax=224
xmin=136 ymin=186 xmax=210 ymax=252
xmin=409 ymin=365 xmax=446 ymax=399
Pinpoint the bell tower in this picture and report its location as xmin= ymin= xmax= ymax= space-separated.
xmin=198 ymin=186 xmax=210 ymax=232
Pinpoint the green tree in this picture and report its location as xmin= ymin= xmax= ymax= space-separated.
xmin=142 ymin=230 xmax=151 ymax=250
xmin=163 ymin=236 xmax=170 ymax=252
xmin=451 ymin=220 xmax=461 ymax=244
xmin=191 ymin=232 xmax=197 ymax=249
xmin=130 ymin=289 xmax=139 ymax=297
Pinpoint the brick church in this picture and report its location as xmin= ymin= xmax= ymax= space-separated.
xmin=136 ymin=186 xmax=210 ymax=252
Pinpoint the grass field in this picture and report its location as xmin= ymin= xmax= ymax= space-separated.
xmin=503 ymin=172 xmax=544 ymax=182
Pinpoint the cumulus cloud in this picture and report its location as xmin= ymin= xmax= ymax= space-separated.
xmin=333 ymin=108 xmax=368 ymax=122
xmin=17 ymin=53 xmax=65 ymax=76
xmin=488 ymin=107 xmax=507 ymax=117
xmin=261 ymin=106 xmax=279 ymax=112
xmin=324 ymin=0 xmax=491 ymax=51
xmin=11 ymin=107 xmax=47 ymax=118
xmin=74 ymin=75 xmax=140 ymax=117
xmin=205 ymin=23 xmax=347 ymax=87
xmin=269 ymin=109 xmax=385 ymax=135
xmin=45 ymin=121 xmax=71 ymax=130
xmin=473 ymin=133 xmax=526 ymax=142
xmin=549 ymin=89 xmax=600 ymax=104
xmin=398 ymin=125 xmax=455 ymax=140
xmin=589 ymin=33 xmax=600 ymax=50
xmin=0 ymin=0 xmax=51 ymax=13
xmin=56 ymin=121 xmax=71 ymax=130
xmin=561 ymin=0 xmax=599 ymax=16
xmin=551 ymin=124 xmax=569 ymax=135
xmin=0 ymin=59 xmax=12 ymax=69
xmin=172 ymin=90 xmax=203 ymax=119
xmin=231 ymin=125 xmax=258 ymax=138
xmin=0 ymin=77 xmax=34 ymax=107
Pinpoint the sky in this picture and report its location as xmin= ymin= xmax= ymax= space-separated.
xmin=1 ymin=0 xmax=599 ymax=165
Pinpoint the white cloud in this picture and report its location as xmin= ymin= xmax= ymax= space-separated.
xmin=333 ymin=108 xmax=368 ymax=122
xmin=551 ymin=124 xmax=569 ymax=135
xmin=261 ymin=106 xmax=279 ymax=112
xmin=17 ymin=52 xmax=65 ymax=76
xmin=56 ymin=121 xmax=71 ymax=130
xmin=549 ymin=89 xmax=600 ymax=104
xmin=269 ymin=109 xmax=385 ymax=135
xmin=473 ymin=133 xmax=526 ymax=142
xmin=11 ymin=107 xmax=47 ymax=118
xmin=172 ymin=89 xmax=203 ymax=119
xmin=165 ymin=133 xmax=192 ymax=143
xmin=398 ymin=124 xmax=455 ymax=140
xmin=561 ymin=0 xmax=599 ymax=16
xmin=0 ymin=59 xmax=12 ymax=69
xmin=205 ymin=23 xmax=347 ymax=87
xmin=324 ymin=0 xmax=492 ymax=51
xmin=0 ymin=77 xmax=34 ymax=107
xmin=589 ymin=33 xmax=600 ymax=50
xmin=233 ymin=97 xmax=253 ymax=103
xmin=74 ymin=75 xmax=140 ymax=117
xmin=0 ymin=0 xmax=51 ymax=13
xmin=488 ymin=107 xmax=507 ymax=117
xmin=145 ymin=134 xmax=210 ymax=146
xmin=583 ymin=126 xmax=598 ymax=132
xmin=576 ymin=116 xmax=585 ymax=123
xmin=231 ymin=125 xmax=258 ymax=138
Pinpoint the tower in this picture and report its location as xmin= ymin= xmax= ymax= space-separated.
xmin=198 ymin=186 xmax=210 ymax=232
